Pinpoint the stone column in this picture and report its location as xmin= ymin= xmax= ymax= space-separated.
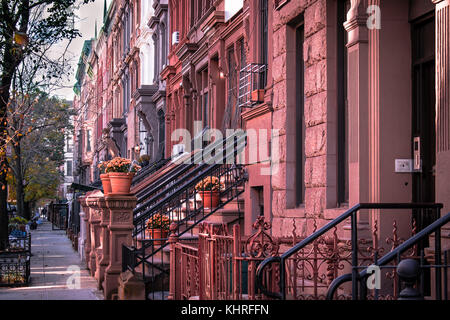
xmin=431 ymin=0 xmax=450 ymax=300
xmin=97 ymin=197 xmax=110 ymax=291
xmin=86 ymin=192 xmax=102 ymax=278
xmin=344 ymin=0 xmax=371 ymax=234
xmin=78 ymin=196 xmax=88 ymax=262
xmin=103 ymin=194 xmax=137 ymax=300
xmin=434 ymin=0 xmax=450 ymax=216
xmin=79 ymin=195 xmax=91 ymax=269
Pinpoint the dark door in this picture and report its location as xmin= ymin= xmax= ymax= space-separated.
xmin=411 ymin=14 xmax=436 ymax=229
xmin=411 ymin=14 xmax=435 ymax=296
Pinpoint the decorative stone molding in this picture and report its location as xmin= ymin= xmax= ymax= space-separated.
xmin=103 ymin=194 xmax=137 ymax=300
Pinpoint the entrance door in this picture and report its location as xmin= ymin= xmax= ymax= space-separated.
xmin=411 ymin=13 xmax=435 ymax=297
xmin=412 ymin=14 xmax=436 ymax=226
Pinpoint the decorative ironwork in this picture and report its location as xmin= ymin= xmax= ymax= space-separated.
xmin=245 ymin=216 xmax=279 ymax=259
xmin=0 ymin=253 xmax=30 ymax=287
xmin=256 ymin=203 xmax=445 ymax=301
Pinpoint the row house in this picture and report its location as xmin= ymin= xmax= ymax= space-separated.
xmin=74 ymin=0 xmax=450 ymax=301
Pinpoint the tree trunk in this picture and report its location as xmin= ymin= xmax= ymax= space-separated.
xmin=24 ymin=201 xmax=31 ymax=221
xmin=0 ymin=27 xmax=18 ymax=249
xmin=13 ymin=143 xmax=25 ymax=219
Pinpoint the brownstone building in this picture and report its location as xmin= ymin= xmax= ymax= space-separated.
xmin=74 ymin=0 xmax=450 ymax=300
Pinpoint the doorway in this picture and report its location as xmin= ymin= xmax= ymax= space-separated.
xmin=411 ymin=13 xmax=436 ymax=230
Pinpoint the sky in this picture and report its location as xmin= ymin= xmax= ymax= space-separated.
xmin=52 ymin=0 xmax=112 ymax=102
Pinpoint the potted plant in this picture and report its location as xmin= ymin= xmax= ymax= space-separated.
xmin=146 ymin=213 xmax=170 ymax=245
xmin=105 ymin=157 xmax=141 ymax=195
xmin=138 ymin=154 xmax=150 ymax=167
xmin=195 ymin=176 xmax=223 ymax=209
xmin=98 ymin=161 xmax=111 ymax=195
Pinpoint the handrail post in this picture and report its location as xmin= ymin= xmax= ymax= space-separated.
xmin=435 ymin=227 xmax=442 ymax=300
xmin=168 ymin=223 xmax=179 ymax=300
xmin=280 ymin=257 xmax=286 ymax=300
xmin=232 ymin=224 xmax=240 ymax=300
xmin=351 ymin=211 xmax=358 ymax=300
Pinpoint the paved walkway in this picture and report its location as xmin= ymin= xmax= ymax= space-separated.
xmin=0 ymin=220 xmax=104 ymax=300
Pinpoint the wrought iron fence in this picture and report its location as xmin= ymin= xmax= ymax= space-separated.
xmin=170 ymin=218 xmax=294 ymax=300
xmin=0 ymin=253 xmax=31 ymax=287
xmin=50 ymin=203 xmax=68 ymax=230
xmin=256 ymin=203 xmax=447 ymax=300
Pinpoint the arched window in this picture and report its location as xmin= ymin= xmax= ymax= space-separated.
xmin=160 ymin=23 xmax=167 ymax=67
xmin=158 ymin=109 xmax=166 ymax=159
xmin=153 ymin=32 xmax=159 ymax=83
xmin=139 ymin=118 xmax=151 ymax=157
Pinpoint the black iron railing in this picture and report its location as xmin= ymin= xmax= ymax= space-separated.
xmin=132 ymin=128 xmax=213 ymax=222
xmin=133 ymin=131 xmax=247 ymax=226
xmin=326 ymin=211 xmax=450 ymax=300
xmin=123 ymin=132 xmax=247 ymax=299
xmin=132 ymin=157 xmax=170 ymax=187
xmin=0 ymin=232 xmax=32 ymax=287
xmin=0 ymin=234 xmax=31 ymax=256
xmin=256 ymin=203 xmax=444 ymax=300
xmin=0 ymin=252 xmax=31 ymax=287
xmin=50 ymin=203 xmax=68 ymax=231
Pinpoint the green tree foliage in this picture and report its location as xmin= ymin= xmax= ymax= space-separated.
xmin=7 ymin=92 xmax=73 ymax=219
xmin=0 ymin=0 xmax=93 ymax=248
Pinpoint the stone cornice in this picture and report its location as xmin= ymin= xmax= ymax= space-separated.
xmin=148 ymin=16 xmax=160 ymax=29
xmin=160 ymin=64 xmax=176 ymax=80
xmin=241 ymin=102 xmax=273 ymax=122
xmin=134 ymin=84 xmax=158 ymax=101
xmin=154 ymin=2 xmax=168 ymax=17
xmin=201 ymin=10 xmax=225 ymax=34
xmin=152 ymin=89 xmax=167 ymax=103
xmin=176 ymin=42 xmax=199 ymax=61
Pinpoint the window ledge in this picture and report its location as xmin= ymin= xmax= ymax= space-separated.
xmin=285 ymin=207 xmax=306 ymax=218
xmin=323 ymin=206 xmax=349 ymax=220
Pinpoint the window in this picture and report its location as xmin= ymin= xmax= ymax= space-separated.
xmin=67 ymin=136 xmax=73 ymax=153
xmin=337 ymin=0 xmax=349 ymax=205
xmin=86 ymin=129 xmax=92 ymax=152
xmin=153 ymin=32 xmax=159 ymax=83
xmin=295 ymin=23 xmax=305 ymax=206
xmin=260 ymin=0 xmax=268 ymax=86
xmin=199 ymin=68 xmax=209 ymax=128
xmin=66 ymin=161 xmax=73 ymax=177
xmin=224 ymin=47 xmax=237 ymax=129
xmin=139 ymin=118 xmax=150 ymax=156
xmin=158 ymin=109 xmax=166 ymax=159
xmin=160 ymin=23 xmax=167 ymax=67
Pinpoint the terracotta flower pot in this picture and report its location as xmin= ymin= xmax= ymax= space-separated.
xmin=100 ymin=173 xmax=111 ymax=195
xmin=146 ymin=228 xmax=169 ymax=246
xmin=199 ymin=191 xmax=220 ymax=209
xmin=108 ymin=172 xmax=135 ymax=195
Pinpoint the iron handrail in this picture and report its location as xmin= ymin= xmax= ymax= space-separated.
xmin=132 ymin=157 xmax=170 ymax=187
xmin=326 ymin=211 xmax=450 ymax=300
xmin=255 ymin=202 xmax=443 ymax=300
xmin=133 ymin=130 xmax=246 ymax=216
xmin=133 ymin=159 xmax=246 ymax=237
xmin=133 ymin=133 xmax=247 ymax=228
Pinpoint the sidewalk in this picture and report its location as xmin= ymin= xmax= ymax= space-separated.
xmin=0 ymin=220 xmax=104 ymax=300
